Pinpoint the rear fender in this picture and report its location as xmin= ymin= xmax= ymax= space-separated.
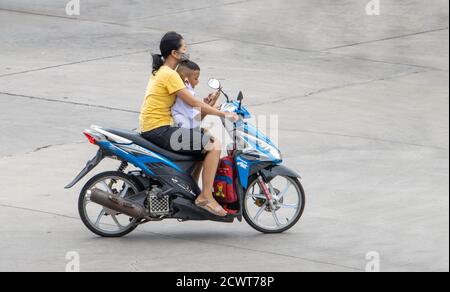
xmin=65 ymin=150 xmax=105 ymax=189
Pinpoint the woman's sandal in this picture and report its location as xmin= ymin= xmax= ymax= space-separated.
xmin=195 ymin=199 xmax=228 ymax=217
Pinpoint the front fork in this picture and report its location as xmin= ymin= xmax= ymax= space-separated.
xmin=257 ymin=176 xmax=276 ymax=209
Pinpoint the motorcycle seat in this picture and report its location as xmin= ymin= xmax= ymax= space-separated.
xmin=102 ymin=128 xmax=204 ymax=162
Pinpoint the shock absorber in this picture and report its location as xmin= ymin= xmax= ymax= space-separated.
xmin=110 ymin=161 xmax=128 ymax=186
xmin=117 ymin=161 xmax=128 ymax=173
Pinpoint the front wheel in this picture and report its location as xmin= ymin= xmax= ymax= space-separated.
xmin=243 ymin=175 xmax=305 ymax=234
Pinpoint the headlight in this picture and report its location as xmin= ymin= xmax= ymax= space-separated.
xmin=240 ymin=133 xmax=282 ymax=161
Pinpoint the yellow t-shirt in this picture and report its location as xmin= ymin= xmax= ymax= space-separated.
xmin=139 ymin=66 xmax=186 ymax=132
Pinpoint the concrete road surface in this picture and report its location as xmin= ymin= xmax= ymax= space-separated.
xmin=0 ymin=0 xmax=448 ymax=272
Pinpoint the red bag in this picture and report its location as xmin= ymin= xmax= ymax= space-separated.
xmin=213 ymin=156 xmax=238 ymax=204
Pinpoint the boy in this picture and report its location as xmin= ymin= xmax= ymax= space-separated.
xmin=172 ymin=60 xmax=220 ymax=129
xmin=172 ymin=60 xmax=220 ymax=181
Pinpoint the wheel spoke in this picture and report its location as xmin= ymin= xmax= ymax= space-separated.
xmin=280 ymin=203 xmax=298 ymax=209
xmin=278 ymin=181 xmax=292 ymax=200
xmin=248 ymin=194 xmax=267 ymax=200
xmin=268 ymin=182 xmax=276 ymax=195
xmin=111 ymin=215 xmax=124 ymax=229
xmin=120 ymin=183 xmax=130 ymax=198
xmin=254 ymin=205 xmax=266 ymax=222
xmin=95 ymin=209 xmax=106 ymax=227
xmin=100 ymin=181 xmax=113 ymax=194
xmin=272 ymin=210 xmax=282 ymax=227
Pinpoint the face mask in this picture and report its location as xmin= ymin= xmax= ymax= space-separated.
xmin=177 ymin=51 xmax=190 ymax=62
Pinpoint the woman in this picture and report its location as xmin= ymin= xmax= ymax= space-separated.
xmin=140 ymin=32 xmax=238 ymax=217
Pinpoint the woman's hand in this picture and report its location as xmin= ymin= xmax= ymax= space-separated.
xmin=224 ymin=112 xmax=239 ymax=122
xmin=177 ymin=88 xmax=227 ymax=119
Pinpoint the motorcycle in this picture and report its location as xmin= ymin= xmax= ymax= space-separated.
xmin=65 ymin=78 xmax=306 ymax=237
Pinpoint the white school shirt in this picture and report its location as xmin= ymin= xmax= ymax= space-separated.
xmin=172 ymin=82 xmax=201 ymax=129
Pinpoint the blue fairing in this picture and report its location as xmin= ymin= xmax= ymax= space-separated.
xmin=227 ymin=103 xmax=283 ymax=188
xmin=97 ymin=141 xmax=182 ymax=175
xmin=232 ymin=101 xmax=252 ymax=119
xmin=235 ymin=156 xmax=252 ymax=188
xmin=242 ymin=123 xmax=278 ymax=150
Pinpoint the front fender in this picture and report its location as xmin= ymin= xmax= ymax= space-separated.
xmin=260 ymin=165 xmax=301 ymax=183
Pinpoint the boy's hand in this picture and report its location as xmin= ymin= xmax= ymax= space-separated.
xmin=204 ymin=91 xmax=220 ymax=105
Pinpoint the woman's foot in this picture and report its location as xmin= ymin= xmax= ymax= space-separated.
xmin=195 ymin=197 xmax=228 ymax=217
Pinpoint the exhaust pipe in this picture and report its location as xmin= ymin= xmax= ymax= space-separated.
xmin=89 ymin=188 xmax=147 ymax=219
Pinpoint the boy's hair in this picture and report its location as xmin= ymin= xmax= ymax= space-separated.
xmin=177 ymin=60 xmax=200 ymax=80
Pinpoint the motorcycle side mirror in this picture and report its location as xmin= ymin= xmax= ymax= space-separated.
xmin=208 ymin=78 xmax=221 ymax=90
xmin=237 ymin=91 xmax=244 ymax=102
xmin=208 ymin=78 xmax=231 ymax=103
xmin=237 ymin=91 xmax=244 ymax=109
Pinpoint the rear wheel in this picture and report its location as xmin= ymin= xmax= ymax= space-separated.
xmin=243 ymin=175 xmax=305 ymax=234
xmin=78 ymin=171 xmax=144 ymax=237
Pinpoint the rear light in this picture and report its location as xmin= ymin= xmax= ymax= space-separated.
xmin=84 ymin=132 xmax=97 ymax=145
